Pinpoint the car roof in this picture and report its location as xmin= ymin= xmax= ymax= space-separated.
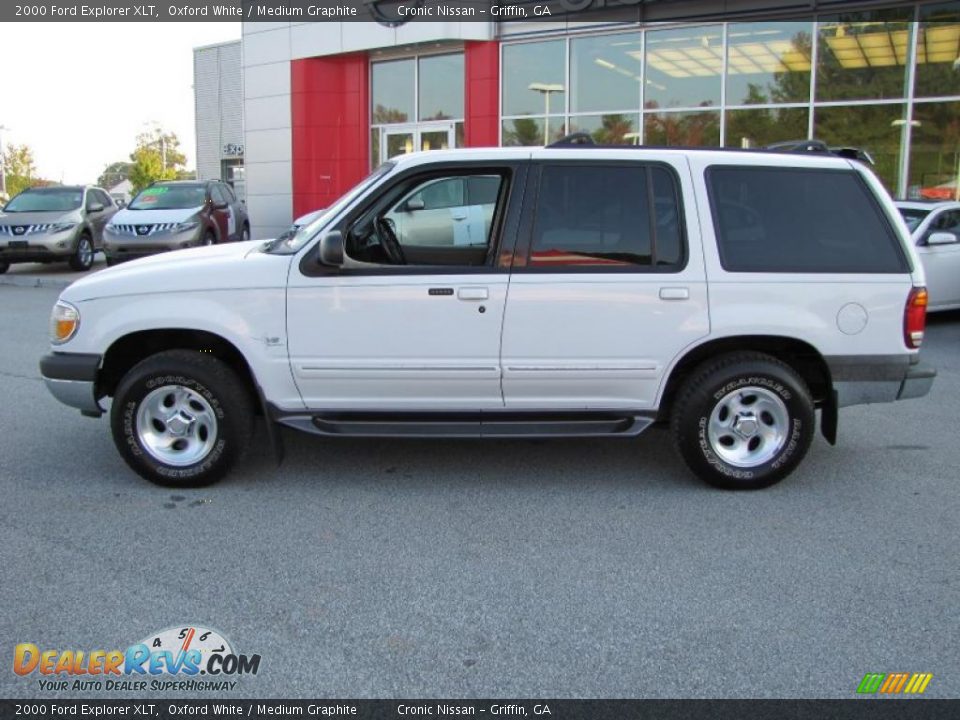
xmin=387 ymin=146 xmax=854 ymax=170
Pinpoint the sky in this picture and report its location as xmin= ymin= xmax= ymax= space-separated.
xmin=0 ymin=22 xmax=242 ymax=186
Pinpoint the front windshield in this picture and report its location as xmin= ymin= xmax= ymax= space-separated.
xmin=898 ymin=207 xmax=931 ymax=233
xmin=129 ymin=184 xmax=206 ymax=210
xmin=265 ymin=163 xmax=395 ymax=254
xmin=4 ymin=188 xmax=82 ymax=212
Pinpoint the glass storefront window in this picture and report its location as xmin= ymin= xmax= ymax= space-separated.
xmin=814 ymin=103 xmax=906 ymax=192
xmin=644 ymin=26 xmax=723 ymax=110
xmin=569 ymin=114 xmax=641 ymax=144
xmin=502 ymin=41 xmax=566 ymax=117
xmin=644 ymin=110 xmax=720 ymax=146
xmin=724 ymin=107 xmax=809 ymax=148
xmin=372 ymin=59 xmax=415 ymax=124
xmin=816 ymin=10 xmax=913 ymax=102
xmin=908 ymin=101 xmax=960 ymax=200
xmin=502 ymin=117 xmax=566 ymax=147
xmin=915 ymin=2 xmax=960 ymax=98
xmin=419 ymin=54 xmax=464 ymax=121
xmin=726 ymin=21 xmax=813 ymax=105
xmin=570 ymin=32 xmax=642 ymax=113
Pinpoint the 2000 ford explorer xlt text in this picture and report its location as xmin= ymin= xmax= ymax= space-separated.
xmin=39 ymin=147 xmax=936 ymax=490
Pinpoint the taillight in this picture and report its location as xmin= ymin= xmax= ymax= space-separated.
xmin=904 ymin=286 xmax=928 ymax=349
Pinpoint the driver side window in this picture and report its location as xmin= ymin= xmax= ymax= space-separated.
xmin=351 ymin=173 xmax=505 ymax=267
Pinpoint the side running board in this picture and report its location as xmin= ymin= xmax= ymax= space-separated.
xmin=275 ymin=412 xmax=655 ymax=439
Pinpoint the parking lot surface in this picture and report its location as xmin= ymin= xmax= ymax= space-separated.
xmin=0 ymin=283 xmax=958 ymax=699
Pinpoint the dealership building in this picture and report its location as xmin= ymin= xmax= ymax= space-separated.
xmin=193 ymin=1 xmax=960 ymax=239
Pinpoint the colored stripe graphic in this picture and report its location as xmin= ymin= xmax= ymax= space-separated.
xmin=857 ymin=672 xmax=933 ymax=694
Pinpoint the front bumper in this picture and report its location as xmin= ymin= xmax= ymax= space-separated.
xmin=40 ymin=353 xmax=103 ymax=417
xmin=103 ymin=227 xmax=203 ymax=260
xmin=0 ymin=231 xmax=80 ymax=262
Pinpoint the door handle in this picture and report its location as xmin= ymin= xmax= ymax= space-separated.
xmin=458 ymin=287 xmax=489 ymax=301
xmin=659 ymin=287 xmax=689 ymax=301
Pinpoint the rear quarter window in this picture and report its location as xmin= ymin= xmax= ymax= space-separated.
xmin=706 ymin=166 xmax=909 ymax=273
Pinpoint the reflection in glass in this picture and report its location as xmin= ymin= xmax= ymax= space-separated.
xmin=571 ymin=32 xmax=642 ymax=113
xmin=814 ymin=104 xmax=905 ymax=192
xmin=908 ymin=102 xmax=960 ymax=200
xmin=569 ymin=114 xmax=640 ymax=144
xmin=726 ymin=21 xmax=812 ymax=105
xmin=915 ymin=2 xmax=960 ymax=98
xmin=502 ymin=41 xmax=566 ymax=116
xmin=644 ymin=111 xmax=720 ymax=146
xmin=419 ymin=54 xmax=465 ymax=121
xmin=724 ymin=107 xmax=809 ymax=148
xmin=816 ymin=10 xmax=912 ymax=102
xmin=385 ymin=132 xmax=415 ymax=160
xmin=644 ymin=26 xmax=723 ymax=110
xmin=502 ymin=118 xmax=566 ymax=146
xmin=370 ymin=129 xmax=381 ymax=168
xmin=372 ymin=59 xmax=415 ymax=124
xmin=420 ymin=130 xmax=451 ymax=152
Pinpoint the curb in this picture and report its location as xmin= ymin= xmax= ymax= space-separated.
xmin=0 ymin=275 xmax=75 ymax=290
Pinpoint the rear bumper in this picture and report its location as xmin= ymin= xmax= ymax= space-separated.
xmin=39 ymin=353 xmax=103 ymax=416
xmin=897 ymin=364 xmax=936 ymax=401
xmin=826 ymin=355 xmax=935 ymax=407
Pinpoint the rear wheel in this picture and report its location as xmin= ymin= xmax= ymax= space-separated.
xmin=0 ymin=261 xmax=8 ymax=274
xmin=671 ymin=352 xmax=815 ymax=490
xmin=202 ymin=230 xmax=216 ymax=247
xmin=68 ymin=233 xmax=94 ymax=271
xmin=241 ymin=224 xmax=250 ymax=242
xmin=105 ymin=256 xmax=118 ymax=267
xmin=110 ymin=350 xmax=254 ymax=487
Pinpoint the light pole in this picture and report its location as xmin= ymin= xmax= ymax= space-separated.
xmin=0 ymin=124 xmax=9 ymax=198
xmin=528 ymin=83 xmax=565 ymax=145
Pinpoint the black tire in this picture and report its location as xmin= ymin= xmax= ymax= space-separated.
xmin=68 ymin=233 xmax=95 ymax=271
xmin=105 ymin=256 xmax=118 ymax=267
xmin=671 ymin=352 xmax=815 ymax=490
xmin=0 ymin=261 xmax=8 ymax=274
xmin=241 ymin=223 xmax=250 ymax=242
xmin=202 ymin=230 xmax=216 ymax=246
xmin=110 ymin=350 xmax=254 ymax=487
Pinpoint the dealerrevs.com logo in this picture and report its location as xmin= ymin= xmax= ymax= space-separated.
xmin=13 ymin=625 xmax=261 ymax=692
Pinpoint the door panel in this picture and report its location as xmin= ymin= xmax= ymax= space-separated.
xmin=500 ymin=158 xmax=709 ymax=410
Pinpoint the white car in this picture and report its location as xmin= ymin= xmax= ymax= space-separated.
xmin=40 ymin=147 xmax=934 ymax=491
xmin=895 ymin=200 xmax=960 ymax=312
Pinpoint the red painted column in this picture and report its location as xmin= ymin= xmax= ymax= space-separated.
xmin=464 ymin=41 xmax=500 ymax=148
xmin=291 ymin=53 xmax=369 ymax=218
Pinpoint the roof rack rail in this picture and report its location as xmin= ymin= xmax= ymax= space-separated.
xmin=547 ymin=132 xmax=595 ymax=147
xmin=762 ymin=138 xmax=875 ymax=165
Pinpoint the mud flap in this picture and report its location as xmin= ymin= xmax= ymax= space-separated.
xmin=821 ymin=389 xmax=838 ymax=446
xmin=256 ymin=383 xmax=285 ymax=465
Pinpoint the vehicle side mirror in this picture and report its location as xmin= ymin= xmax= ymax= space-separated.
xmin=927 ymin=231 xmax=958 ymax=246
xmin=404 ymin=198 xmax=425 ymax=212
xmin=87 ymin=203 xmax=104 ymax=213
xmin=318 ymin=230 xmax=344 ymax=267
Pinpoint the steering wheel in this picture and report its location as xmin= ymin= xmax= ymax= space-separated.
xmin=377 ymin=217 xmax=406 ymax=265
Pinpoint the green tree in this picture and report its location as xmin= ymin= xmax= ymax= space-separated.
xmin=97 ymin=161 xmax=134 ymax=190
xmin=3 ymin=143 xmax=40 ymax=197
xmin=128 ymin=129 xmax=187 ymax=194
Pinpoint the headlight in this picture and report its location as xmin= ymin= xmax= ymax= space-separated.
xmin=48 ymin=223 xmax=77 ymax=234
xmin=175 ymin=221 xmax=200 ymax=233
xmin=50 ymin=300 xmax=80 ymax=345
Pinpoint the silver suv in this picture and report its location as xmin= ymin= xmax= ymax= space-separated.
xmin=0 ymin=186 xmax=117 ymax=273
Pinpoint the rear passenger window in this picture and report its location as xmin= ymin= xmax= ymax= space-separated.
xmin=707 ymin=167 xmax=908 ymax=273
xmin=529 ymin=165 xmax=684 ymax=270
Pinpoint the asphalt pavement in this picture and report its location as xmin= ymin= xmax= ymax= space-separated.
xmin=0 ymin=283 xmax=958 ymax=699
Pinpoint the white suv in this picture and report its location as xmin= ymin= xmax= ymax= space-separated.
xmin=40 ymin=147 xmax=935 ymax=490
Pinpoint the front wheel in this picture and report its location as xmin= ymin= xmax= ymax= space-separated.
xmin=0 ymin=261 xmax=8 ymax=274
xmin=68 ymin=233 xmax=94 ymax=271
xmin=110 ymin=350 xmax=254 ymax=487
xmin=671 ymin=352 xmax=815 ymax=490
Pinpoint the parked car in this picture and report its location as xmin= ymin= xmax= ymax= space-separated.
xmin=40 ymin=147 xmax=934 ymax=490
xmin=894 ymin=200 xmax=960 ymax=312
xmin=0 ymin=185 xmax=117 ymax=273
xmin=102 ymin=180 xmax=250 ymax=266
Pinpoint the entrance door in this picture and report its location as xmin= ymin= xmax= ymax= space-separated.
xmin=381 ymin=124 xmax=456 ymax=161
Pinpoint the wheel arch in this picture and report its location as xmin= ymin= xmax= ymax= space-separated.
xmin=657 ymin=335 xmax=832 ymax=421
xmin=98 ymin=328 xmax=259 ymax=411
